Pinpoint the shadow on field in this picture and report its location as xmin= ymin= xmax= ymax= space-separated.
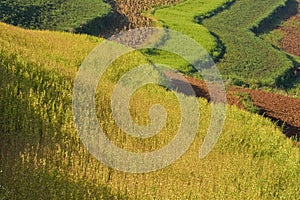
xmin=0 ymin=54 xmax=128 ymax=200
xmin=75 ymin=0 xmax=130 ymax=38
xmin=0 ymin=2 xmax=53 ymax=29
xmin=258 ymin=109 xmax=300 ymax=140
xmin=165 ymin=71 xmax=300 ymax=141
xmin=0 ymin=166 xmax=125 ymax=199
xmin=257 ymin=0 xmax=300 ymax=91
xmin=74 ymin=11 xmax=130 ymax=38
xmin=168 ymin=78 xmax=210 ymax=99
xmin=251 ymin=0 xmax=299 ymax=35
xmin=275 ymin=54 xmax=300 ymax=90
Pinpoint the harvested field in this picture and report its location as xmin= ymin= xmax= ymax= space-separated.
xmin=277 ymin=0 xmax=300 ymax=57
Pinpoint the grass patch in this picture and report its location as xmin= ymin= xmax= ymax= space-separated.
xmin=153 ymin=0 xmax=234 ymax=60
xmin=236 ymin=92 xmax=260 ymax=113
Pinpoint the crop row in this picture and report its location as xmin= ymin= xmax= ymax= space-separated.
xmin=202 ymin=0 xmax=296 ymax=87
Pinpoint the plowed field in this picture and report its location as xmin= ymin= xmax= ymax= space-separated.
xmin=167 ymin=72 xmax=300 ymax=140
xmin=277 ymin=0 xmax=300 ymax=57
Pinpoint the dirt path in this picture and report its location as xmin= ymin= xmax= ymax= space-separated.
xmin=166 ymin=72 xmax=300 ymax=140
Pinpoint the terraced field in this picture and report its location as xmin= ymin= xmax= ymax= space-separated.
xmin=1 ymin=0 xmax=300 ymax=199
xmin=1 ymin=21 xmax=300 ymax=199
xmin=260 ymin=0 xmax=300 ymax=96
xmin=153 ymin=0 xmax=235 ymax=59
xmin=202 ymin=0 xmax=295 ymax=87
xmin=166 ymin=72 xmax=300 ymax=139
xmin=277 ymin=0 xmax=300 ymax=57
xmin=136 ymin=0 xmax=299 ymax=90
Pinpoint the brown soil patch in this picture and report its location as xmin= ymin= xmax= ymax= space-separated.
xmin=101 ymin=0 xmax=182 ymax=44
xmin=166 ymin=72 xmax=300 ymax=140
xmin=232 ymin=87 xmax=300 ymax=139
xmin=277 ymin=0 xmax=300 ymax=57
xmin=106 ymin=0 xmax=182 ymax=29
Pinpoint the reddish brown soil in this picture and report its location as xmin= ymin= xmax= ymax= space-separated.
xmin=277 ymin=0 xmax=300 ymax=57
xmin=231 ymin=87 xmax=300 ymax=139
xmin=166 ymin=72 xmax=300 ymax=141
xmin=102 ymin=0 xmax=182 ymax=44
xmin=106 ymin=0 xmax=182 ymax=29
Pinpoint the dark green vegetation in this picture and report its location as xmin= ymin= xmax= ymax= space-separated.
xmin=0 ymin=0 xmax=110 ymax=32
xmin=202 ymin=0 xmax=296 ymax=87
xmin=235 ymin=92 xmax=260 ymax=113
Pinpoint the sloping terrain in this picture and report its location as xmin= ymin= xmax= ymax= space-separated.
xmin=0 ymin=0 xmax=300 ymax=199
xmin=105 ymin=0 xmax=182 ymax=28
xmin=167 ymin=72 xmax=300 ymax=140
xmin=278 ymin=6 xmax=300 ymax=58
xmin=147 ymin=0 xmax=300 ymax=140
xmin=1 ymin=22 xmax=300 ymax=199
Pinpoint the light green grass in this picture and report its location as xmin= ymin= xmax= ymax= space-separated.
xmin=141 ymin=0 xmax=234 ymax=77
xmin=153 ymin=0 xmax=233 ymax=58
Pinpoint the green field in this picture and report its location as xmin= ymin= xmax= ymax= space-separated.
xmin=151 ymin=0 xmax=300 ymax=92
xmin=153 ymin=0 xmax=235 ymax=59
xmin=139 ymin=0 xmax=235 ymax=77
xmin=0 ymin=0 xmax=300 ymax=199
xmin=202 ymin=0 xmax=296 ymax=87
xmin=259 ymin=0 xmax=300 ymax=96
xmin=0 ymin=0 xmax=110 ymax=32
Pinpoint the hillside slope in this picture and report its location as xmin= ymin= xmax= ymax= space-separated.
xmin=0 ymin=22 xmax=300 ymax=199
